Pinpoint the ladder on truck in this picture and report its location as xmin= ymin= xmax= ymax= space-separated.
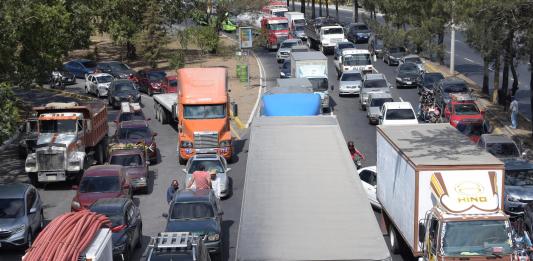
xmin=144 ymin=232 xmax=206 ymax=261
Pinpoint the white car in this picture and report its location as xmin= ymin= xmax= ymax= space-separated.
xmin=85 ymin=73 xmax=114 ymax=97
xmin=183 ymin=154 xmax=230 ymax=199
xmin=379 ymin=101 xmax=419 ymax=125
xmin=358 ymin=166 xmax=380 ymax=208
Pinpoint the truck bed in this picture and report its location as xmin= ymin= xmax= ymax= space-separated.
xmin=236 ymin=116 xmax=390 ymax=261
xmin=153 ymin=93 xmax=177 ymax=111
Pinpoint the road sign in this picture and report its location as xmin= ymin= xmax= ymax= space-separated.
xmin=239 ymin=27 xmax=253 ymax=49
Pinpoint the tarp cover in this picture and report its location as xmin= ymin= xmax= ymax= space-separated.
xmin=261 ymin=93 xmax=320 ymax=116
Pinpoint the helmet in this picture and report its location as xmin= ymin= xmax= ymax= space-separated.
xmin=347 ymin=141 xmax=354 ymax=148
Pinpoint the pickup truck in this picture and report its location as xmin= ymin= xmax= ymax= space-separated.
xmin=304 ymin=18 xmax=346 ymax=54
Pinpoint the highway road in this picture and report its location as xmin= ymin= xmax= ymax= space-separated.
xmin=294 ymin=3 xmax=533 ymax=118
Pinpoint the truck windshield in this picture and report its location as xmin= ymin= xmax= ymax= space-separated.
xmin=171 ymin=202 xmax=214 ymax=220
xmin=344 ymin=54 xmax=371 ymax=66
xmin=505 ymin=169 xmax=533 ymax=186
xmin=442 ymin=220 xmax=512 ymax=256
xmin=272 ymin=11 xmax=286 ymax=17
xmin=281 ymin=41 xmax=298 ymax=49
xmin=385 ymin=109 xmax=415 ymax=120
xmin=267 ymin=23 xmax=288 ymax=30
xmin=183 ymin=104 xmax=226 ymax=119
xmin=370 ymin=98 xmax=393 ymax=107
xmin=40 ymin=119 xmax=77 ymax=133
xmin=308 ymin=78 xmax=328 ymax=92
xmin=323 ymin=27 xmax=343 ymax=34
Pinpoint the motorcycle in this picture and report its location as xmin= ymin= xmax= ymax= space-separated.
xmin=50 ymin=70 xmax=65 ymax=90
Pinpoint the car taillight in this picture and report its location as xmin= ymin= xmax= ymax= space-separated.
xmin=111 ymin=224 xmax=127 ymax=232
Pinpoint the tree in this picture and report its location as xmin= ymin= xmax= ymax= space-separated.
xmin=353 ymin=0 xmax=358 ymax=22
xmin=136 ymin=0 xmax=169 ymax=68
xmin=0 ymin=83 xmax=19 ymax=144
xmin=311 ymin=0 xmax=316 ymax=18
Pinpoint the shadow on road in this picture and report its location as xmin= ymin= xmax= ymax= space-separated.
xmin=221 ymin=219 xmax=234 ymax=261
xmin=0 ymin=145 xmax=27 ymax=184
xmin=455 ymin=63 xmax=483 ymax=76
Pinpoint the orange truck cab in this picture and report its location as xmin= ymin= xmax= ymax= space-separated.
xmin=177 ymin=68 xmax=233 ymax=165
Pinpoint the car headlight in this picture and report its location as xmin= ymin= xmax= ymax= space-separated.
xmin=507 ymin=195 xmax=520 ymax=202
xmin=180 ymin=141 xmax=193 ymax=148
xmin=207 ymin=233 xmax=220 ymax=241
xmin=220 ymin=140 xmax=231 ymax=147
xmin=71 ymin=200 xmax=81 ymax=210
xmin=11 ymin=224 xmax=26 ymax=234
xmin=280 ymin=72 xmax=285 ymax=76
xmin=396 ymin=77 xmax=402 ymax=81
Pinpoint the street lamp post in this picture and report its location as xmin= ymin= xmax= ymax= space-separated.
xmin=450 ymin=0 xmax=456 ymax=75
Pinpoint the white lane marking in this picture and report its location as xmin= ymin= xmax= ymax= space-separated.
xmin=464 ymin=58 xmax=475 ymax=63
xmin=246 ymin=52 xmax=265 ymax=128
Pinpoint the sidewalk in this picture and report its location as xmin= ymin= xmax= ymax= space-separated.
xmin=424 ymin=61 xmax=532 ymax=145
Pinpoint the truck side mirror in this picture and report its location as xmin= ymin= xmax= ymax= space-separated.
xmin=418 ymin=222 xmax=426 ymax=242
xmin=171 ymin=103 xmax=178 ymax=121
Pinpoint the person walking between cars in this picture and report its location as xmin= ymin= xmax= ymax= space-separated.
xmin=510 ymin=96 xmax=519 ymax=129
xmin=187 ymin=165 xmax=212 ymax=190
xmin=166 ymin=180 xmax=179 ymax=203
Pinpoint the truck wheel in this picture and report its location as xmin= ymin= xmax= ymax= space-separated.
xmin=28 ymin=172 xmax=42 ymax=188
xmin=161 ymin=109 xmax=168 ymax=124
xmin=319 ymin=44 xmax=324 ymax=53
xmin=179 ymin=155 xmax=187 ymax=165
xmin=389 ymin=224 xmax=402 ymax=254
xmin=95 ymin=143 xmax=104 ymax=165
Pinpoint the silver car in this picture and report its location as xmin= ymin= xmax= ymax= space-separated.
xmin=183 ymin=154 xmax=231 ymax=199
xmin=359 ymin=73 xmax=392 ymax=110
xmin=85 ymin=73 xmax=114 ymax=98
xmin=0 ymin=183 xmax=44 ymax=249
xmin=400 ymin=54 xmax=425 ymax=73
xmin=367 ymin=92 xmax=393 ymax=124
xmin=338 ymin=70 xmax=363 ymax=96
xmin=276 ymin=39 xmax=303 ymax=63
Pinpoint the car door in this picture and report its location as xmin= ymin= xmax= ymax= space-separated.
xmin=25 ymin=188 xmax=39 ymax=232
xmin=124 ymin=203 xmax=138 ymax=248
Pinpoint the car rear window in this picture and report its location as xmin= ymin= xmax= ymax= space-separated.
xmin=341 ymin=73 xmax=362 ymax=81
xmin=171 ymin=202 xmax=214 ymax=219
xmin=364 ymin=79 xmax=387 ymax=88
xmin=444 ymin=83 xmax=468 ymax=93
xmin=386 ymin=109 xmax=415 ymax=120
xmin=79 ymin=176 xmax=120 ymax=193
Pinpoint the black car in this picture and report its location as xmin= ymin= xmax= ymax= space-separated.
xmin=165 ymin=189 xmax=223 ymax=254
xmin=434 ymin=77 xmax=470 ymax=109
xmin=368 ymin=34 xmax=384 ymax=58
xmin=90 ymin=198 xmax=142 ymax=260
xmin=97 ymin=61 xmax=135 ymax=79
xmin=383 ymin=46 xmax=407 ymax=66
xmin=416 ymin=72 xmax=444 ymax=94
xmin=503 ymin=160 xmax=533 ymax=216
xmin=280 ymin=60 xmax=291 ymax=78
xmin=108 ymin=79 xmax=142 ymax=109
xmin=396 ymin=63 xmax=420 ymax=88
xmin=144 ymin=232 xmax=211 ymax=261
xmin=346 ymin=22 xmax=371 ymax=43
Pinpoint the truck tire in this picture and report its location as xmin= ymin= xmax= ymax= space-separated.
xmin=95 ymin=143 xmax=104 ymax=165
xmin=389 ymin=224 xmax=402 ymax=254
xmin=161 ymin=108 xmax=168 ymax=124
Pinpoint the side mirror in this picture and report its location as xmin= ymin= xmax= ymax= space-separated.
xmin=226 ymin=167 xmax=232 ymax=172
xmin=232 ymin=103 xmax=238 ymax=117
xmin=162 ymin=213 xmax=169 ymax=218
xmin=72 ymin=185 xmax=79 ymax=190
xmin=418 ymin=222 xmax=426 ymax=242
xmin=29 ymin=207 xmax=37 ymax=214
xmin=330 ymin=85 xmax=334 ymax=91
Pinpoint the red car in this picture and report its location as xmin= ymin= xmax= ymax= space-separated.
xmin=71 ymin=165 xmax=131 ymax=211
xmin=131 ymin=69 xmax=167 ymax=96
xmin=161 ymin=75 xmax=178 ymax=93
xmin=443 ymin=93 xmax=484 ymax=127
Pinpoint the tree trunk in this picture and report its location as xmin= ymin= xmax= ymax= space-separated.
xmin=530 ymin=54 xmax=533 ymax=138
xmin=353 ymin=0 xmax=358 ymax=22
xmin=511 ymin=59 xmax=519 ymax=96
xmin=492 ymin=55 xmax=500 ymax=104
xmin=301 ymin=0 xmax=305 ymax=14
xmin=126 ymin=41 xmax=136 ymax=59
xmin=325 ymin=0 xmax=329 ymax=17
xmin=319 ymin=0 xmax=322 ymax=17
xmin=287 ymin=0 xmax=290 ymax=9
xmin=482 ymin=56 xmax=489 ymax=95
xmin=312 ymin=0 xmax=316 ymax=18
xmin=500 ymin=58 xmax=509 ymax=107
xmin=335 ymin=0 xmax=339 ymax=19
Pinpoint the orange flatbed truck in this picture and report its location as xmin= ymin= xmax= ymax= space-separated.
xmin=152 ymin=68 xmax=234 ymax=165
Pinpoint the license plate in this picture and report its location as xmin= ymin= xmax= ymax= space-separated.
xmin=47 ymin=175 xmax=57 ymax=181
xmin=406 ymin=81 xmax=412 ymax=85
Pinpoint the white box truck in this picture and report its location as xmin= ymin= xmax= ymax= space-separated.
xmin=284 ymin=11 xmax=306 ymax=40
xmin=290 ymin=51 xmax=330 ymax=112
xmin=376 ymin=124 xmax=512 ymax=260
xmin=236 ymin=116 xmax=390 ymax=261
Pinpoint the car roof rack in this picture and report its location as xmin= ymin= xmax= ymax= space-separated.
xmin=149 ymin=232 xmax=195 ymax=249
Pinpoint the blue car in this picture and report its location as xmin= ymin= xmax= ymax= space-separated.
xmin=64 ymin=59 xmax=97 ymax=78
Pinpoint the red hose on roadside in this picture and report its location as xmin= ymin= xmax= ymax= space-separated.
xmin=24 ymin=209 xmax=110 ymax=261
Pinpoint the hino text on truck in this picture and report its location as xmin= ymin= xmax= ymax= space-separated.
xmin=376 ymin=123 xmax=512 ymax=260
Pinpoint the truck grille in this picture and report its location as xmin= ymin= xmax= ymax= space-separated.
xmin=37 ymin=151 xmax=65 ymax=171
xmin=194 ymin=132 xmax=219 ymax=149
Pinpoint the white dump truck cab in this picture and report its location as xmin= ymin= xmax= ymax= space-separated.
xmin=336 ymin=48 xmax=373 ymax=75
xmin=319 ymin=26 xmax=346 ymax=54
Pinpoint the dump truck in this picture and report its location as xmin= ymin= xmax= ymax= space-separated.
xmin=25 ymin=102 xmax=109 ymax=185
xmin=376 ymin=124 xmax=512 ymax=260
xmin=236 ymin=116 xmax=390 ymax=261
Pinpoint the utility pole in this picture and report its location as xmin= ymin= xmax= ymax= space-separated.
xmin=450 ymin=0 xmax=455 ymax=75
xmin=319 ymin=0 xmax=322 ymax=17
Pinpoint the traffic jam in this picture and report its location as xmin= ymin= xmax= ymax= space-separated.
xmin=2 ymin=1 xmax=533 ymax=261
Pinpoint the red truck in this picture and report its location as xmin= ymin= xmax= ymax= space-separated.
xmin=261 ymin=16 xmax=291 ymax=50
xmin=25 ymin=102 xmax=109 ymax=185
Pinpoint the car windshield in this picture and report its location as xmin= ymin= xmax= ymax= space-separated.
xmin=118 ymin=126 xmax=151 ymax=140
xmin=341 ymin=73 xmax=362 ymax=81
xmin=81 ymin=61 xmax=97 ymax=68
xmin=90 ymin=207 xmax=124 ymax=227
xmin=169 ymin=80 xmax=178 ymax=87
xmin=399 ymin=64 xmax=419 ymax=73
xmin=79 ymin=176 xmax=120 ymax=193
xmin=506 ymin=169 xmax=533 ymax=186
xmin=189 ymin=160 xmax=224 ymax=174
xmin=323 ymin=27 xmax=343 ymax=34
xmin=183 ymin=104 xmax=226 ymax=119
xmin=454 ymin=104 xmax=479 ymax=115
xmin=442 ymin=220 xmax=512 ymax=256
xmin=40 ymin=119 xmax=77 ymax=133
xmin=171 ymin=202 xmax=214 ymax=220
xmin=386 ymin=109 xmax=416 ymax=120
xmin=148 ymin=71 xmax=166 ymax=81
xmin=456 ymin=122 xmax=483 ymax=136
xmin=389 ymin=47 xmax=406 ymax=54
xmin=370 ymin=98 xmax=393 ymax=107
xmin=268 ymin=22 xmax=288 ymax=30
xmin=444 ymin=83 xmax=468 ymax=93
xmin=97 ymin=76 xmax=114 ymax=83
xmin=364 ymin=79 xmax=387 ymax=88
xmin=0 ymin=198 xmax=25 ymax=218
xmin=338 ymin=43 xmax=355 ymax=50
xmin=294 ymin=25 xmax=305 ymax=31
xmin=423 ymin=74 xmax=444 ymax=84
xmin=109 ymin=63 xmax=130 ymax=71
xmin=308 ymin=78 xmax=328 ymax=92
xmin=281 ymin=41 xmax=298 ymax=48
xmin=110 ymin=154 xmax=143 ymax=167
xmin=115 ymin=82 xmax=136 ymax=92
xmin=404 ymin=57 xmax=422 ymax=64
xmin=119 ymin=112 xmax=145 ymax=122
xmin=344 ymin=54 xmax=371 ymax=66
xmin=487 ymin=142 xmax=519 ymax=158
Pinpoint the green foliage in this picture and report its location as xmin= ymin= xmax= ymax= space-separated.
xmin=0 ymin=83 xmax=19 ymax=144
xmin=169 ymin=51 xmax=186 ymax=70
xmin=191 ymin=26 xmax=220 ymax=54
xmin=136 ymin=0 xmax=169 ymax=68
